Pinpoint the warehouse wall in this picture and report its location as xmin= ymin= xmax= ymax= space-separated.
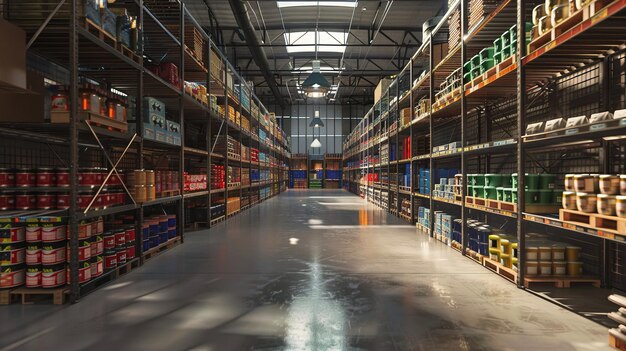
xmin=273 ymin=102 xmax=368 ymax=155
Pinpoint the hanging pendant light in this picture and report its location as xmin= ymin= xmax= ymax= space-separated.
xmin=310 ymin=138 xmax=322 ymax=148
xmin=309 ymin=110 xmax=325 ymax=128
xmin=302 ymin=60 xmax=331 ymax=99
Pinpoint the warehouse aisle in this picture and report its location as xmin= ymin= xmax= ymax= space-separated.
xmin=0 ymin=190 xmax=610 ymax=351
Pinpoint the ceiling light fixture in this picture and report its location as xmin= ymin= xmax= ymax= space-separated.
xmin=310 ymin=138 xmax=322 ymax=148
xmin=302 ymin=60 xmax=331 ymax=99
xmin=309 ymin=110 xmax=325 ymax=128
xmin=277 ymin=1 xmax=357 ymax=8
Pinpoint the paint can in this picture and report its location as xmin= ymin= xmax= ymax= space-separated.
xmin=41 ymin=241 xmax=65 ymax=265
xmin=42 ymin=262 xmax=66 ymax=288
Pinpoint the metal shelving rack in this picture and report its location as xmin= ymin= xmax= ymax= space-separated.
xmin=1 ymin=0 xmax=290 ymax=303
xmin=342 ymin=0 xmax=626 ymax=292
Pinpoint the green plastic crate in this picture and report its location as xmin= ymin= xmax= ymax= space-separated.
xmin=480 ymin=47 xmax=495 ymax=62
xmin=493 ymin=37 xmax=503 ymax=54
xmin=494 ymin=51 xmax=503 ymax=65
xmin=471 ymin=54 xmax=481 ymax=68
xmin=481 ymin=59 xmax=495 ymax=73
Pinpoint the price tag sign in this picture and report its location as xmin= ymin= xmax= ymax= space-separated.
xmin=590 ymin=123 xmax=606 ymax=130
xmin=565 ymin=128 xmax=579 ymax=135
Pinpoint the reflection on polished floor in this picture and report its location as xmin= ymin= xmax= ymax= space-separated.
xmin=0 ymin=190 xmax=610 ymax=350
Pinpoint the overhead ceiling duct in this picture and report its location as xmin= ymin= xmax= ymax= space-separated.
xmin=227 ymin=0 xmax=285 ymax=109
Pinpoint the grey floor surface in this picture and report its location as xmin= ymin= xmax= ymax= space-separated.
xmin=0 ymin=190 xmax=612 ymax=351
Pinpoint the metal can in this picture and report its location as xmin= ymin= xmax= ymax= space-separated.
xmin=26 ymin=243 xmax=42 ymax=265
xmin=90 ymin=234 xmax=104 ymax=256
xmin=41 ymin=241 xmax=66 ymax=265
xmin=15 ymin=168 xmax=36 ymax=187
xmin=116 ymin=247 xmax=127 ymax=265
xmin=36 ymin=168 xmax=56 ymax=187
xmin=90 ymin=255 xmax=103 ymax=278
xmin=103 ymin=231 xmax=116 ymax=250
xmin=41 ymin=225 xmax=66 ymax=242
xmin=25 ymin=265 xmax=42 ymax=288
xmin=0 ymin=191 xmax=15 ymax=211
xmin=15 ymin=192 xmax=36 ymax=210
xmin=55 ymin=168 xmax=70 ymax=187
xmin=114 ymin=229 xmax=126 ymax=247
xmin=25 ymin=225 xmax=41 ymax=242
xmin=56 ymin=194 xmax=70 ymax=209
xmin=1 ymin=264 xmax=26 ymax=288
xmin=79 ymin=168 xmax=100 ymax=187
xmin=104 ymin=249 xmax=117 ymax=271
xmin=125 ymin=227 xmax=136 ymax=243
xmin=42 ymin=262 xmax=66 ymax=288
xmin=0 ymin=168 xmax=15 ymax=187
xmin=37 ymin=192 xmax=57 ymax=210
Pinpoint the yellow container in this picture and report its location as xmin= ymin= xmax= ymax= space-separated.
xmin=567 ymin=261 xmax=583 ymax=276
xmin=500 ymin=238 xmax=511 ymax=256
xmin=489 ymin=248 xmax=500 ymax=262
xmin=551 ymin=245 xmax=565 ymax=261
xmin=539 ymin=261 xmax=553 ymax=276
xmin=500 ymin=253 xmax=512 ymax=269
xmin=489 ymin=234 xmax=501 ymax=252
xmin=566 ymin=246 xmax=581 ymax=261
xmin=538 ymin=246 xmax=552 ymax=261
xmin=526 ymin=261 xmax=539 ymax=276
xmin=526 ymin=246 xmax=539 ymax=261
xmin=512 ymin=257 xmax=519 ymax=272
xmin=552 ymin=261 xmax=567 ymax=275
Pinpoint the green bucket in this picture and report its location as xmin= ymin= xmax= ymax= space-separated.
xmin=485 ymin=174 xmax=503 ymax=187
xmin=525 ymin=190 xmax=539 ymax=204
xmin=464 ymin=72 xmax=472 ymax=84
xmin=539 ymin=174 xmax=556 ymax=190
xmin=494 ymin=37 xmax=503 ymax=53
xmin=501 ymin=174 xmax=512 ymax=187
xmin=484 ymin=186 xmax=498 ymax=200
xmin=526 ymin=174 xmax=540 ymax=190
xmin=471 ymin=54 xmax=481 ymax=67
xmin=537 ymin=190 xmax=553 ymax=204
xmin=494 ymin=51 xmax=502 ymax=65
xmin=504 ymin=188 xmax=514 ymax=203
xmin=496 ymin=187 xmax=505 ymax=201
xmin=472 ymin=174 xmax=485 ymax=186
xmin=552 ymin=190 xmax=563 ymax=204
xmin=480 ymin=47 xmax=495 ymax=62
xmin=474 ymin=186 xmax=486 ymax=199
xmin=481 ymin=59 xmax=495 ymax=73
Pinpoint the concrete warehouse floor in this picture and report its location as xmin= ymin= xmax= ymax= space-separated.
xmin=0 ymin=190 xmax=611 ymax=350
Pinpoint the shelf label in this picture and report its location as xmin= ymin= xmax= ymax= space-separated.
xmin=565 ymin=128 xmax=579 ymax=135
xmin=590 ymin=123 xmax=607 ymax=131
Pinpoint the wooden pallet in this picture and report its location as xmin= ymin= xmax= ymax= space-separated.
xmin=143 ymin=237 xmax=181 ymax=261
xmin=483 ymin=258 xmax=519 ymax=284
xmin=228 ymin=152 xmax=241 ymax=161
xmin=160 ymin=190 xmax=181 ymax=197
xmin=0 ymin=289 xmax=13 ymax=305
xmin=524 ymin=275 xmax=601 ymax=288
xmin=51 ymin=111 xmax=128 ymax=133
xmin=116 ymin=42 xmax=142 ymax=64
xmin=610 ymin=329 xmax=626 ymax=351
xmin=528 ymin=0 xmax=610 ymax=52
xmin=117 ymin=258 xmax=141 ymax=276
xmin=210 ymin=216 xmax=225 ymax=226
xmin=227 ymin=182 xmax=241 ymax=189
xmin=560 ymin=209 xmax=626 ymax=233
xmin=227 ymin=210 xmax=240 ymax=218
xmin=9 ymin=287 xmax=69 ymax=305
xmin=84 ymin=18 xmax=116 ymax=47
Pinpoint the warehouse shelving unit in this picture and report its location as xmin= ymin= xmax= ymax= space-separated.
xmin=0 ymin=0 xmax=289 ymax=303
xmin=324 ymin=154 xmax=342 ymax=189
xmin=343 ymin=0 xmax=626 ymax=294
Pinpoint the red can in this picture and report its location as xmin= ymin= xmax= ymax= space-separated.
xmin=0 ymin=226 xmax=25 ymax=244
xmin=126 ymin=244 xmax=136 ymax=260
xmin=15 ymin=192 xmax=36 ymax=210
xmin=90 ymin=256 xmax=103 ymax=277
xmin=115 ymin=230 xmax=126 ymax=247
xmin=0 ymin=265 xmax=25 ymax=288
xmin=104 ymin=250 xmax=117 ymax=270
xmin=42 ymin=263 xmax=66 ymax=288
xmin=41 ymin=225 xmax=66 ymax=242
xmin=66 ymin=262 xmax=91 ymax=284
xmin=25 ymin=226 xmax=41 ymax=242
xmin=26 ymin=243 xmax=42 ymax=265
xmin=103 ymin=231 xmax=116 ymax=250
xmin=15 ymin=169 xmax=36 ymax=187
xmin=90 ymin=235 xmax=104 ymax=256
xmin=41 ymin=241 xmax=66 ymax=265
xmin=0 ymin=168 xmax=15 ymax=187
xmin=116 ymin=248 xmax=127 ymax=265
xmin=26 ymin=266 xmax=42 ymax=288
xmin=77 ymin=192 xmax=97 ymax=210
xmin=36 ymin=168 xmax=56 ymax=187
xmin=0 ymin=191 xmax=14 ymax=211
xmin=95 ymin=217 xmax=104 ymax=235
xmin=55 ymin=168 xmax=70 ymax=187
xmin=125 ymin=227 xmax=136 ymax=243
xmin=79 ymin=169 xmax=99 ymax=187
xmin=56 ymin=194 xmax=70 ymax=209
xmin=37 ymin=192 xmax=57 ymax=210
xmin=69 ymin=239 xmax=92 ymax=262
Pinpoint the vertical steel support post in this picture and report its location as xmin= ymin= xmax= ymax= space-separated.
xmin=136 ymin=0 xmax=145 ymax=261
xmin=428 ymin=38 xmax=435 ymax=238
xmin=69 ymin=0 xmax=79 ymax=303
xmin=460 ymin=0 xmax=468 ymax=255
xmin=207 ymin=39 xmax=212 ymax=227
xmin=179 ymin=3 xmax=186 ymax=242
xmin=409 ymin=62 xmax=415 ymax=223
xmin=516 ymin=0 xmax=527 ymax=289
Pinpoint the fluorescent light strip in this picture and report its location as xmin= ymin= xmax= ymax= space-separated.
xmin=277 ymin=1 xmax=357 ymax=8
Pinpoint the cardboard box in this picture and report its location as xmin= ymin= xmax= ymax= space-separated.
xmin=0 ymin=70 xmax=46 ymax=123
xmin=0 ymin=18 xmax=27 ymax=90
xmin=374 ymin=78 xmax=392 ymax=103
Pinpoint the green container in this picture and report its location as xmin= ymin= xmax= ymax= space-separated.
xmin=467 ymin=185 xmax=474 ymax=197
xmin=552 ymin=190 xmax=563 ymax=204
xmin=537 ymin=190 xmax=553 ymax=204
xmin=501 ymin=32 xmax=511 ymax=47
xmin=484 ymin=186 xmax=498 ymax=200
xmin=481 ymin=59 xmax=495 ymax=73
xmin=512 ymin=173 xmax=539 ymax=190
xmin=494 ymin=51 xmax=503 ymax=65
xmin=485 ymin=174 xmax=503 ymax=187
xmin=501 ymin=45 xmax=511 ymax=60
xmin=525 ymin=189 xmax=539 ymax=204
xmin=472 ymin=174 xmax=485 ymax=186
xmin=504 ymin=188 xmax=514 ymax=203
xmin=475 ymin=186 xmax=486 ymax=199
xmin=471 ymin=67 xmax=482 ymax=79
xmin=464 ymin=60 xmax=473 ymax=74
xmin=464 ymin=72 xmax=472 ymax=84
xmin=539 ymin=174 xmax=556 ymax=190
xmin=480 ymin=47 xmax=495 ymax=62
xmin=509 ymin=188 xmax=517 ymax=203
xmin=494 ymin=37 xmax=503 ymax=53
xmin=496 ymin=187 xmax=505 ymax=201
xmin=471 ymin=54 xmax=481 ymax=67
xmin=501 ymin=174 xmax=512 ymax=187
